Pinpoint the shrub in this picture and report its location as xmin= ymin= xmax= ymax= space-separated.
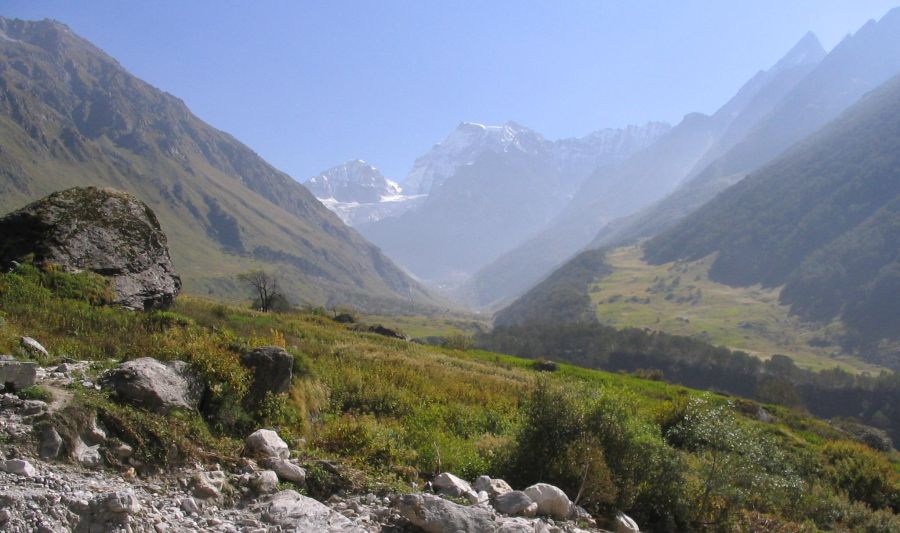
xmin=821 ymin=440 xmax=900 ymax=511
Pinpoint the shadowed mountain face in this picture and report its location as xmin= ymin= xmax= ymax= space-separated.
xmin=463 ymin=32 xmax=826 ymax=310
xmin=590 ymin=9 xmax=900 ymax=254
xmin=0 ymin=17 xmax=437 ymax=312
xmin=643 ymin=73 xmax=900 ymax=366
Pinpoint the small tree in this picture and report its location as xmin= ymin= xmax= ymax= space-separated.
xmin=237 ymin=269 xmax=281 ymax=312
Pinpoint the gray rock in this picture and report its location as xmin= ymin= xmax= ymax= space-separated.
xmin=523 ymin=483 xmax=573 ymax=520
xmin=240 ymin=346 xmax=293 ymax=406
xmin=181 ymin=497 xmax=201 ymax=514
xmin=101 ymin=357 xmax=203 ymax=414
xmin=102 ymin=491 xmax=141 ymax=514
xmin=251 ymin=470 xmax=279 ymax=495
xmin=474 ymin=475 xmax=513 ymax=498
xmin=264 ymin=457 xmax=306 ymax=484
xmin=0 ymin=187 xmax=181 ymax=310
xmin=263 ymin=489 xmax=353 ymax=529
xmin=615 ymin=511 xmax=640 ymax=533
xmin=20 ymin=337 xmax=48 ymax=358
xmin=492 ymin=491 xmax=537 ymax=517
xmin=432 ymin=472 xmax=472 ymax=497
xmin=2 ymin=459 xmax=36 ymax=477
xmin=244 ymin=429 xmax=290 ymax=460
xmin=396 ymin=493 xmax=497 ymax=533
xmin=192 ymin=470 xmax=227 ymax=500
xmin=0 ymin=361 xmax=37 ymax=391
xmin=39 ymin=426 xmax=64 ymax=459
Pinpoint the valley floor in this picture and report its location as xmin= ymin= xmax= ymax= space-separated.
xmin=590 ymin=245 xmax=885 ymax=374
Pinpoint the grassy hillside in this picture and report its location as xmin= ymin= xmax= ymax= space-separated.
xmin=590 ymin=246 xmax=880 ymax=374
xmin=1 ymin=265 xmax=898 ymax=531
xmin=645 ymin=73 xmax=900 ymax=369
xmin=0 ymin=17 xmax=436 ymax=313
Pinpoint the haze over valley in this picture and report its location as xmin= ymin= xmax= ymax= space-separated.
xmin=0 ymin=3 xmax=898 ymax=532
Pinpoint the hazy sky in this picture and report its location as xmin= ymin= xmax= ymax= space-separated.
xmin=4 ymin=1 xmax=899 ymax=182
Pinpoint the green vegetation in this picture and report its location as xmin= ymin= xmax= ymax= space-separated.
xmin=1 ymin=264 xmax=898 ymax=530
xmin=590 ymin=245 xmax=879 ymax=373
xmin=0 ymin=19 xmax=436 ymax=314
xmin=644 ymin=74 xmax=900 ymax=369
xmin=495 ymin=249 xmax=609 ymax=326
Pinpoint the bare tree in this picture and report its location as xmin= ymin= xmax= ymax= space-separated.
xmin=237 ymin=269 xmax=280 ymax=312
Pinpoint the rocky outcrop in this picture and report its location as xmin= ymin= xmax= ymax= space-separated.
xmin=100 ymin=358 xmax=203 ymax=414
xmin=240 ymin=346 xmax=293 ymax=406
xmin=0 ymin=187 xmax=181 ymax=310
xmin=0 ymin=360 xmax=37 ymax=391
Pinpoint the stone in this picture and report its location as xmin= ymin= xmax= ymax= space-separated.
xmin=192 ymin=470 xmax=227 ymax=500
xmin=240 ymin=346 xmax=293 ymax=406
xmin=39 ymin=426 xmax=64 ymax=459
xmin=103 ymin=491 xmax=141 ymax=514
xmin=464 ymin=490 xmax=489 ymax=504
xmin=263 ymin=457 xmax=306 ymax=484
xmin=111 ymin=442 xmax=133 ymax=459
xmin=396 ymin=493 xmax=496 ymax=533
xmin=0 ymin=187 xmax=182 ymax=310
xmin=20 ymin=337 xmax=48 ymax=358
xmin=2 ymin=458 xmax=36 ymax=477
xmin=73 ymin=437 xmax=102 ymax=467
xmin=492 ymin=491 xmax=537 ymax=517
xmin=523 ymin=483 xmax=573 ymax=520
xmin=0 ymin=361 xmax=37 ymax=391
xmin=615 ymin=511 xmax=640 ymax=533
xmin=181 ymin=497 xmax=201 ymax=514
xmin=101 ymin=357 xmax=203 ymax=414
xmin=251 ymin=470 xmax=279 ymax=494
xmin=263 ymin=489 xmax=353 ymax=529
xmin=432 ymin=472 xmax=472 ymax=497
xmin=474 ymin=475 xmax=513 ymax=498
xmin=244 ymin=429 xmax=290 ymax=460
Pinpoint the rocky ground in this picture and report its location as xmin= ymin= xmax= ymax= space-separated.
xmin=0 ymin=341 xmax=632 ymax=532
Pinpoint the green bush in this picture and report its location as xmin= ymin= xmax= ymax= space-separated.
xmin=821 ymin=440 xmax=900 ymax=512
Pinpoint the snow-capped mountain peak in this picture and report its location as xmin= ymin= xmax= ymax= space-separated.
xmin=303 ymin=160 xmax=423 ymax=226
xmin=304 ymin=159 xmax=401 ymax=204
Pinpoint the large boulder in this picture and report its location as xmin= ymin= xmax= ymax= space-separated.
xmin=0 ymin=187 xmax=181 ymax=310
xmin=491 ymin=491 xmax=537 ymax=517
xmin=395 ymin=493 xmax=496 ymax=533
xmin=240 ymin=346 xmax=293 ymax=406
xmin=433 ymin=472 xmax=473 ymax=497
xmin=100 ymin=358 xmax=203 ymax=414
xmin=523 ymin=483 xmax=573 ymax=520
xmin=263 ymin=489 xmax=353 ymax=529
xmin=0 ymin=361 xmax=37 ymax=391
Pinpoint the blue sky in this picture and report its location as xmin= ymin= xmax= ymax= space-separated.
xmin=3 ymin=1 xmax=899 ymax=182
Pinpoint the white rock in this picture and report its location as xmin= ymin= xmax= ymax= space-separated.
xmin=432 ymin=472 xmax=472 ymax=497
xmin=615 ymin=511 xmax=640 ymax=533
xmin=103 ymin=491 xmax=141 ymax=513
xmin=20 ymin=336 xmax=49 ymax=357
xmin=2 ymin=459 xmax=36 ymax=477
xmin=523 ymin=483 xmax=573 ymax=520
xmin=264 ymin=489 xmax=353 ymax=529
xmin=244 ymin=429 xmax=289 ymax=459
